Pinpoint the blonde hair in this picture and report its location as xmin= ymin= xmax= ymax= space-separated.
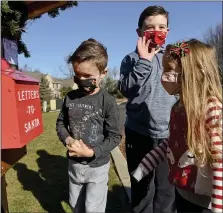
xmin=165 ymin=39 xmax=222 ymax=167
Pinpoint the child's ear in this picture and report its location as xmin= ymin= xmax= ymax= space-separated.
xmin=136 ymin=28 xmax=141 ymax=37
xmin=166 ymin=28 xmax=170 ymax=37
xmin=100 ymin=68 xmax=108 ymax=79
xmin=104 ymin=67 xmax=108 ymax=74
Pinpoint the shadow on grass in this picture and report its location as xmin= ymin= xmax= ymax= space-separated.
xmin=13 ymin=149 xmax=132 ymax=213
xmin=13 ymin=150 xmax=69 ymax=213
xmin=107 ymin=184 xmax=132 ymax=213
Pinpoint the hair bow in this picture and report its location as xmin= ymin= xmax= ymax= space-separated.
xmin=169 ymin=41 xmax=190 ymax=59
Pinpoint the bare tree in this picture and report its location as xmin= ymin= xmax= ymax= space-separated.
xmin=107 ymin=66 xmax=119 ymax=80
xmin=19 ymin=64 xmax=32 ymax=72
xmin=57 ymin=63 xmax=74 ymax=79
xmin=19 ymin=64 xmax=41 ymax=73
xmin=204 ymin=23 xmax=222 ymax=70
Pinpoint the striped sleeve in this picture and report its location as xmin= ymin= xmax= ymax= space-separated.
xmin=206 ymin=99 xmax=223 ymax=213
xmin=132 ymin=139 xmax=168 ymax=181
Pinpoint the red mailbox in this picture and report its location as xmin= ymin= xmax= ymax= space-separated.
xmin=2 ymin=58 xmax=43 ymax=149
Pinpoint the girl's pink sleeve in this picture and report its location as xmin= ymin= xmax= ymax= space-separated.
xmin=206 ymin=100 xmax=223 ymax=213
xmin=132 ymin=139 xmax=168 ymax=181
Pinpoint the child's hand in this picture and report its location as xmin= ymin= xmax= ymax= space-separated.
xmin=65 ymin=136 xmax=81 ymax=147
xmin=66 ymin=139 xmax=94 ymax=158
xmin=137 ymin=36 xmax=159 ymax=62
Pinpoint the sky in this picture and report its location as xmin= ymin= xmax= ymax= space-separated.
xmin=18 ymin=1 xmax=222 ymax=78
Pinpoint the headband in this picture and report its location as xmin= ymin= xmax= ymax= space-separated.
xmin=169 ymin=41 xmax=190 ymax=59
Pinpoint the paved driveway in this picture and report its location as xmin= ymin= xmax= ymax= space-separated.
xmin=118 ymin=103 xmax=126 ymax=132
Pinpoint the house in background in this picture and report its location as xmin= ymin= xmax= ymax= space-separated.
xmin=22 ymin=71 xmax=78 ymax=99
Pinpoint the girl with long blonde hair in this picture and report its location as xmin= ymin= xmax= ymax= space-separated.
xmin=132 ymin=39 xmax=222 ymax=213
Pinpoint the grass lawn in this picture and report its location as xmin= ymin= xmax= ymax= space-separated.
xmin=5 ymin=112 xmax=131 ymax=213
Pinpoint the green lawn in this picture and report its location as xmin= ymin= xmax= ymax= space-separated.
xmin=6 ymin=112 xmax=131 ymax=213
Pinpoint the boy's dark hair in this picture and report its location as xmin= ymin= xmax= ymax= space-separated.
xmin=138 ymin=5 xmax=169 ymax=29
xmin=67 ymin=38 xmax=108 ymax=72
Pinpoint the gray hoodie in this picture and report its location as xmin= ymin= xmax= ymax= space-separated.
xmin=119 ymin=50 xmax=177 ymax=139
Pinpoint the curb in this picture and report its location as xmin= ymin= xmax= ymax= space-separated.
xmin=49 ymin=110 xmax=60 ymax=112
xmin=114 ymin=99 xmax=131 ymax=203
xmin=116 ymin=100 xmax=127 ymax=105
xmin=111 ymin=147 xmax=131 ymax=203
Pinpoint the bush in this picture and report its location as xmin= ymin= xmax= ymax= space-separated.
xmin=116 ymin=90 xmax=125 ymax=99
xmin=101 ymin=77 xmax=118 ymax=95
xmin=46 ymin=107 xmax=50 ymax=112
xmin=46 ymin=102 xmax=50 ymax=112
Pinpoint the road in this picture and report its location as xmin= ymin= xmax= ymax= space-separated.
xmin=118 ymin=103 xmax=126 ymax=132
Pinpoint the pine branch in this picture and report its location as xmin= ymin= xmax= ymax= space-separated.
xmin=18 ymin=39 xmax=31 ymax=58
xmin=1 ymin=1 xmax=78 ymax=58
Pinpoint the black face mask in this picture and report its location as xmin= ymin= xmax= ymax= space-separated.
xmin=74 ymin=76 xmax=97 ymax=94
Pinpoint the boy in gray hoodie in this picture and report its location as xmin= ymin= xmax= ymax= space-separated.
xmin=119 ymin=5 xmax=177 ymax=213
